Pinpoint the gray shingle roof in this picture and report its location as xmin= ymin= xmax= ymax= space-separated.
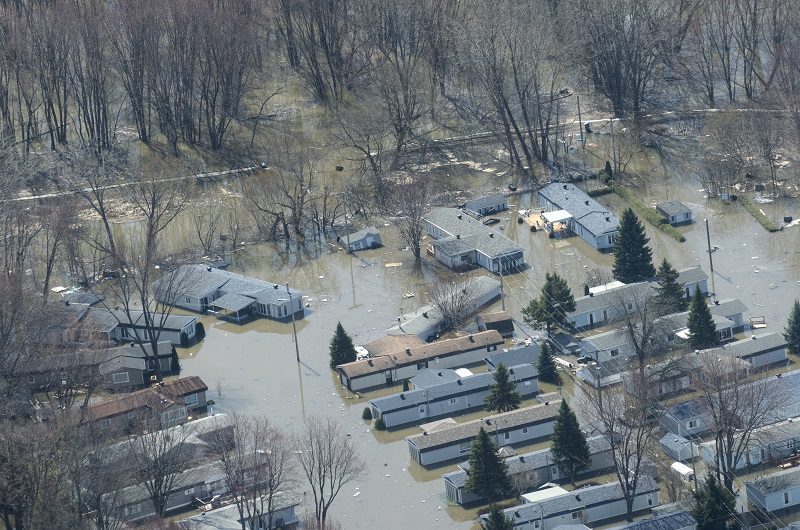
xmin=656 ymin=201 xmax=691 ymax=217
xmin=424 ymin=207 xmax=523 ymax=259
xmin=572 ymin=282 xmax=651 ymax=315
xmin=710 ymin=298 xmax=748 ymax=319
xmin=676 ymin=266 xmax=708 ymax=285
xmin=407 ymin=401 xmax=560 ymax=451
xmin=410 ymin=368 xmax=461 ymax=389
xmin=111 ymin=309 xmax=197 ymax=331
xmin=537 ymin=183 xmax=619 ymax=236
xmin=701 ymin=332 xmax=785 ymax=360
xmin=370 ymin=364 xmax=537 ymax=414
xmin=485 ymin=344 xmax=540 ymax=369
xmin=611 ymin=511 xmax=697 ymax=530
xmin=346 ymin=226 xmax=381 ymax=241
xmin=583 ymin=328 xmax=630 ymax=352
xmin=211 ymin=292 xmax=255 ymax=312
xmin=748 ymin=465 xmax=800 ymax=494
xmin=465 ymin=194 xmax=507 ymax=212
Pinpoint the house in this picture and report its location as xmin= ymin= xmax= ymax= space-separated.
xmin=464 ymin=193 xmax=508 ymax=216
xmin=609 ymin=511 xmax=697 ymax=530
xmin=155 ymin=264 xmax=304 ymax=324
xmin=338 ymin=226 xmax=382 ymax=251
xmin=485 ymin=344 xmax=540 ymax=371
xmin=677 ymin=267 xmax=709 ymax=299
xmin=656 ymin=201 xmax=693 ymax=226
xmin=698 ymin=416 xmax=800 ymax=471
xmin=659 ymin=434 xmax=698 ymax=462
xmin=576 ymin=362 xmax=623 ymax=388
xmin=336 ymin=330 xmax=504 ymax=392
xmin=568 ymin=282 xmax=652 ymax=330
xmin=369 ymin=363 xmax=538 ymax=429
xmin=709 ymin=298 xmax=748 ymax=331
xmin=177 ymin=494 xmax=301 ymax=529
xmin=746 ymin=466 xmax=800 ymax=513
xmin=444 ymin=436 xmax=615 ymax=505
xmin=423 ymin=207 xmax=525 ymax=274
xmin=363 ymin=334 xmax=426 ymax=357
xmin=537 ymin=183 xmax=620 ymax=250
xmin=699 ymin=332 xmax=787 ymax=370
xmin=476 ymin=311 xmax=515 ymax=337
xmin=406 ymin=401 xmax=560 ymax=467
xmin=110 ymin=309 xmax=201 ymax=347
xmin=86 ymin=376 xmax=208 ymax=433
xmin=483 ymin=475 xmax=660 ymax=529
xmin=385 ymin=276 xmax=502 ymax=341
xmin=581 ymin=329 xmax=634 ymax=362
xmin=662 ymin=369 xmax=800 ymax=437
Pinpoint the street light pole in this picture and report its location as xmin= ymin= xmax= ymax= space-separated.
xmin=704 ymin=219 xmax=717 ymax=301
xmin=286 ymin=282 xmax=300 ymax=362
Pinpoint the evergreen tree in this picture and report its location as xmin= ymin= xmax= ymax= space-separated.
xmin=522 ymin=272 xmax=575 ymax=334
xmin=692 ymin=474 xmax=736 ymax=530
xmin=485 ymin=363 xmax=521 ymax=413
xmin=687 ymin=287 xmax=717 ymax=350
xmin=465 ymin=428 xmax=511 ymax=502
xmin=784 ymin=300 xmax=800 ymax=355
xmin=537 ymin=341 xmax=560 ymax=385
xmin=482 ymin=505 xmax=514 ymax=530
xmin=654 ymin=258 xmax=688 ymax=315
xmin=550 ymin=401 xmax=591 ymax=486
xmin=612 ymin=208 xmax=656 ymax=283
xmin=329 ymin=322 xmax=357 ymax=368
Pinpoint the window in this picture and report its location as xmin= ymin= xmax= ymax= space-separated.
xmin=487 ymin=345 xmax=498 ymax=352
xmin=127 ymin=412 xmax=136 ymax=420
xmin=27 ymin=375 xmax=35 ymax=384
xmin=648 ymin=494 xmax=654 ymax=506
xmin=610 ymin=349 xmax=619 ymax=357
xmin=627 ymin=303 xmax=633 ymax=310
xmin=184 ymin=393 xmax=198 ymax=406
xmin=602 ymin=310 xmax=608 ymax=321
xmin=522 ymin=427 xmax=528 ymax=434
xmin=417 ymin=362 xmax=428 ymax=370
xmin=503 ymin=432 xmax=510 ymax=440
xmin=572 ymin=511 xmax=583 ymax=520
xmin=125 ymin=505 xmax=141 ymax=516
xmin=524 ymin=381 xmax=531 ymax=386
xmin=100 ymin=419 xmax=111 ymax=429
xmin=185 ymin=297 xmax=191 ymax=303
xmin=449 ymin=398 xmax=457 ymax=405
xmin=112 ymin=372 xmax=130 ymax=384
xmin=185 ymin=487 xmax=195 ymax=496
xmin=785 ymin=492 xmax=791 ymax=505
xmin=687 ymin=420 xmax=697 ymax=429
xmin=551 ymin=466 xmax=558 ymax=475
xmin=534 ymin=521 xmax=540 ymax=529
xmin=459 ymin=443 xmax=471 ymax=454
xmin=419 ymin=406 xmax=425 ymax=413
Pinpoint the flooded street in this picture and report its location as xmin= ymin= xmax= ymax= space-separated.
xmin=165 ymin=133 xmax=800 ymax=530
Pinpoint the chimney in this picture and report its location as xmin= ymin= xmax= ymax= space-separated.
xmin=457 ymin=214 xmax=462 ymax=220
xmin=405 ymin=348 xmax=412 ymax=355
xmin=273 ymin=284 xmax=279 ymax=289
xmin=605 ymin=217 xmax=610 ymax=222
xmin=585 ymin=200 xmax=589 ymax=205
xmin=563 ymin=184 xmax=568 ymax=190
xmin=751 ymin=335 xmax=757 ymax=340
xmin=456 ymin=234 xmax=461 ymax=239
xmin=367 ymin=360 xmax=373 ymax=366
xmin=206 ymin=266 xmax=212 ymax=272
xmin=469 ymin=335 xmax=475 ymax=342
xmin=589 ymin=292 xmax=594 ymax=297
xmin=489 ymin=233 xmax=494 ymax=238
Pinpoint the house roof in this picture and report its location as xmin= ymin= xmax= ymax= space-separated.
xmin=87 ymin=376 xmax=206 ymax=421
xmin=424 ymin=207 xmax=523 ymax=259
xmin=610 ymin=511 xmax=697 ymax=530
xmin=464 ymin=193 xmax=506 ymax=212
xmin=107 ymin=309 xmax=197 ymax=331
xmin=211 ymin=292 xmax=255 ymax=313
xmin=116 ymin=460 xmax=225 ymax=505
xmin=478 ymin=311 xmax=512 ymax=325
xmin=701 ymin=332 xmax=786 ymax=360
xmin=710 ymin=298 xmax=748 ymax=319
xmin=347 ymin=226 xmax=381 ymax=241
xmin=659 ymin=433 xmax=694 ymax=455
xmin=747 ymin=465 xmax=800 ymax=495
xmin=656 ymin=201 xmax=691 ymax=217
xmin=338 ymin=330 xmax=504 ymax=379
xmin=371 ymin=364 xmax=537 ymax=413
xmin=363 ymin=335 xmax=426 ymax=357
xmin=61 ymin=291 xmax=104 ymax=306
xmin=407 ymin=401 xmax=560 ymax=451
xmin=485 ymin=344 xmax=540 ymax=369
xmin=100 ymin=354 xmax=147 ymax=374
xmin=537 ymin=183 xmax=619 ymax=236
xmin=583 ymin=328 xmax=630 ymax=352
xmin=572 ymin=282 xmax=651 ymax=315
xmin=676 ymin=266 xmax=708 ymax=285
xmin=177 ymin=492 xmax=300 ymax=529
xmin=409 ymin=368 xmax=461 ymax=389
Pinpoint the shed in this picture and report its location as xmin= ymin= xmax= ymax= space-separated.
xmin=476 ymin=310 xmax=515 ymax=337
xmin=339 ymin=226 xmax=382 ymax=251
xmin=656 ymin=201 xmax=693 ymax=226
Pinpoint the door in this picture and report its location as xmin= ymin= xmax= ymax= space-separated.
xmin=589 ymin=313 xmax=594 ymax=326
xmin=201 ymin=297 xmax=209 ymax=311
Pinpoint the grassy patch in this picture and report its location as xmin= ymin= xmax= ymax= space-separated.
xmin=739 ymin=195 xmax=779 ymax=232
xmin=588 ymin=186 xmax=613 ymax=198
xmin=613 ymin=185 xmax=686 ymax=242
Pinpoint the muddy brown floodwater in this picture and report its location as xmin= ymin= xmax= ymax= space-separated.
xmin=164 ymin=133 xmax=800 ymax=529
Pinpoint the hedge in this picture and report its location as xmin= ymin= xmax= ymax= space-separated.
xmin=588 ymin=186 xmax=613 ymax=198
xmin=739 ymin=195 xmax=779 ymax=232
xmin=613 ymin=186 xmax=686 ymax=242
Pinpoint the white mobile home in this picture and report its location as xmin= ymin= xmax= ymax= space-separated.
xmin=407 ymin=401 xmax=560 ymax=467
xmin=656 ymin=201 xmax=693 ymax=226
xmin=746 ymin=466 xmax=800 ymax=514
xmin=338 ymin=226 xmax=382 ymax=251
xmin=700 ymin=332 xmax=787 ymax=369
xmin=464 ymin=194 xmax=508 ymax=216
xmin=699 ymin=417 xmax=800 ymax=471
xmin=537 ymin=183 xmax=619 ymax=250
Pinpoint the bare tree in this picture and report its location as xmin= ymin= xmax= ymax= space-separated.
xmin=192 ymin=206 xmax=223 ymax=255
xmin=429 ymin=276 xmax=478 ymax=333
xmin=294 ymin=416 xmax=366 ymax=528
xmin=210 ymin=415 xmax=296 ymax=530
xmin=391 ymin=173 xmax=429 ymax=260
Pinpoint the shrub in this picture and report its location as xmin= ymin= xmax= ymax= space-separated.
xmin=362 ymin=407 xmax=372 ymax=421
xmin=588 ymin=186 xmax=613 ymax=198
xmin=739 ymin=195 xmax=779 ymax=232
xmin=374 ymin=417 xmax=386 ymax=430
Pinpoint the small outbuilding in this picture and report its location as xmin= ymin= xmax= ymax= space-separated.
xmin=476 ymin=310 xmax=514 ymax=337
xmin=656 ymin=201 xmax=693 ymax=226
xmin=338 ymin=226 xmax=382 ymax=251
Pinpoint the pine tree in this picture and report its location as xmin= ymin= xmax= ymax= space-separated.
xmin=692 ymin=474 xmax=736 ymax=530
xmin=537 ymin=341 xmax=560 ymax=385
xmin=465 ymin=428 xmax=511 ymax=502
xmin=482 ymin=505 xmax=514 ymax=530
xmin=785 ymin=300 xmax=800 ymax=355
xmin=687 ymin=287 xmax=717 ymax=350
xmin=550 ymin=401 xmax=591 ymax=486
xmin=329 ymin=322 xmax=357 ymax=368
xmin=485 ymin=363 xmax=521 ymax=413
xmin=522 ymin=272 xmax=575 ymax=334
xmin=613 ymin=208 xmax=656 ymax=283
xmin=654 ymin=258 xmax=688 ymax=315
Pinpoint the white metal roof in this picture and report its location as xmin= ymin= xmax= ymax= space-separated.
xmin=542 ymin=209 xmax=573 ymax=223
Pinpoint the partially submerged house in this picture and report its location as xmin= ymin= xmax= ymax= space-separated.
xmin=483 ymin=475 xmax=660 ymax=529
xmin=338 ymin=226 xmax=382 ymax=251
xmin=336 ymin=330 xmax=504 ymax=392
xmin=444 ymin=436 xmax=614 ymax=505
xmin=537 ymin=183 xmax=620 ymax=250
xmin=464 ymin=194 xmax=508 ymax=217
xmin=423 ymin=207 xmax=524 ymax=274
xmin=155 ymin=264 xmax=304 ymax=324
xmin=656 ymin=201 xmax=693 ymax=226
xmin=406 ymin=401 xmax=560 ymax=467
xmin=177 ymin=493 xmax=301 ymax=529
xmin=369 ymin=363 xmax=538 ymax=429
xmin=746 ymin=466 xmax=800 ymax=514
xmin=86 ymin=376 xmax=208 ymax=433
xmin=476 ymin=311 xmax=515 ymax=337
xmin=677 ymin=266 xmax=709 ymax=299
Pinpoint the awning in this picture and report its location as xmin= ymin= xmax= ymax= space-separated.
xmin=212 ymin=293 xmax=255 ymax=313
xmin=542 ymin=210 xmax=572 ymax=223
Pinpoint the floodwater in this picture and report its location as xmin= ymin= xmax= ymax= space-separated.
xmin=149 ymin=131 xmax=800 ymax=528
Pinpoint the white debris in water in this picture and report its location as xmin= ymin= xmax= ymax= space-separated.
xmin=318 ymin=275 xmax=324 ymax=279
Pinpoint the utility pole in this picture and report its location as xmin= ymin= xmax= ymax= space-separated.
xmin=286 ymin=283 xmax=300 ymax=362
xmin=577 ymin=95 xmax=585 ymax=148
xmin=500 ymin=266 xmax=506 ymax=311
xmin=704 ymin=219 xmax=717 ymax=301
xmin=610 ymin=117 xmax=617 ymax=175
